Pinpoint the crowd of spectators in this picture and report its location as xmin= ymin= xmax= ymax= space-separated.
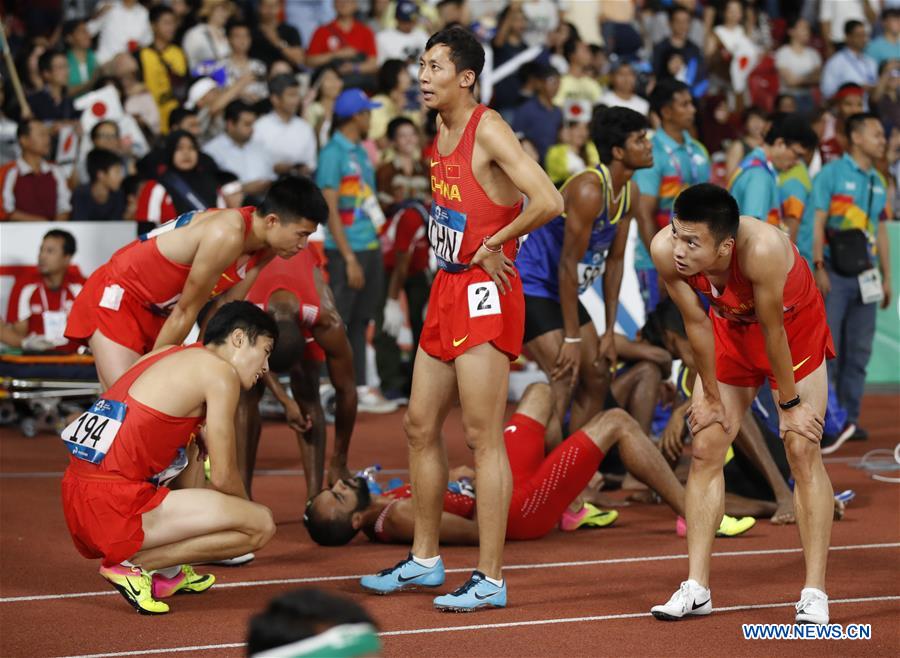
xmin=1 ymin=0 xmax=898 ymax=413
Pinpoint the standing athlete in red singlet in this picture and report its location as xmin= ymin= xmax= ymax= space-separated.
xmin=60 ymin=302 xmax=277 ymax=615
xmin=65 ymin=177 xmax=328 ymax=390
xmin=649 ymin=184 xmax=836 ymax=625
xmin=240 ymin=248 xmax=358 ymax=500
xmin=359 ymin=26 xmax=563 ymax=611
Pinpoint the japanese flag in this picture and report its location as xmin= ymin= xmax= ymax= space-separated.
xmin=729 ymin=44 xmax=760 ymax=94
xmin=74 ymin=85 xmax=124 ymax=135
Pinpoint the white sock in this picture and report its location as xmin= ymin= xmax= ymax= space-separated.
xmin=120 ymin=560 xmax=136 ymax=568
xmin=484 ymin=575 xmax=504 ymax=587
xmin=686 ymin=579 xmax=708 ymax=593
xmin=156 ymin=565 xmax=182 ymax=578
xmin=411 ymin=554 xmax=440 ymax=568
xmin=802 ymin=587 xmax=827 ymax=599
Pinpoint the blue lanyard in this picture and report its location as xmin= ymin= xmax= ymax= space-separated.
xmin=660 ymin=132 xmax=701 ymax=184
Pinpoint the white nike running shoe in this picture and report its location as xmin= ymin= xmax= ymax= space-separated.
xmin=795 ymin=588 xmax=829 ymax=624
xmin=651 ymin=580 xmax=712 ymax=621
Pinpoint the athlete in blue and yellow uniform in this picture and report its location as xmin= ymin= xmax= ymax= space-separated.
xmin=517 ymin=107 xmax=653 ymax=439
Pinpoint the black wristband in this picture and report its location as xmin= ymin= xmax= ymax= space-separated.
xmin=778 ymin=395 xmax=801 ymax=410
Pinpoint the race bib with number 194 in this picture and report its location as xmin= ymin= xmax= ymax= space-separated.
xmin=60 ymin=399 xmax=127 ymax=464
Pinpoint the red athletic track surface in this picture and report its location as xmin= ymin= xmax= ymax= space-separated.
xmin=1 ymin=393 xmax=898 ymax=658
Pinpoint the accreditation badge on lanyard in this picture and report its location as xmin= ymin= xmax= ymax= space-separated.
xmin=39 ymin=286 xmax=68 ymax=344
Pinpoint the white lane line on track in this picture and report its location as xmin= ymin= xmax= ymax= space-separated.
xmin=4 ymin=542 xmax=898 ymax=604
xmin=54 ymin=595 xmax=900 ymax=658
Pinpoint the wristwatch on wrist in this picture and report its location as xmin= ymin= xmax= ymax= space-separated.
xmin=778 ymin=395 xmax=801 ymax=410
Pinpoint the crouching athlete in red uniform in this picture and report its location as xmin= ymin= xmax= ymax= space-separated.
xmin=60 ymin=302 xmax=278 ymax=615
xmin=65 ymin=176 xmax=327 ymax=391
xmin=303 ymin=382 xmax=695 ymax=547
xmin=649 ymin=184 xmax=835 ymax=625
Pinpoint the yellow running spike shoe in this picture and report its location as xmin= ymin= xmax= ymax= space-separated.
xmin=716 ymin=514 xmax=756 ymax=537
xmin=560 ymin=502 xmax=619 ymax=531
xmin=152 ymin=565 xmax=215 ymax=599
xmin=99 ymin=564 xmax=169 ymax=615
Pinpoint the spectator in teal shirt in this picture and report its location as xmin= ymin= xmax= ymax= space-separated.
xmin=810 ymin=112 xmax=892 ymax=437
xmin=866 ymin=8 xmax=900 ymax=66
xmin=633 ymin=79 xmax=710 ymax=313
xmin=317 ymin=88 xmax=398 ymax=413
xmin=728 ymin=114 xmax=818 ymax=226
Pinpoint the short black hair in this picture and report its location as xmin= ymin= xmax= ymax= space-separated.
xmin=642 ymin=298 xmax=686 ymax=347
xmin=90 ymin=120 xmax=120 ymax=142
xmin=86 ymin=148 xmax=122 ymax=182
xmin=386 ymin=115 xmax=416 ymax=141
xmin=225 ymin=18 xmax=250 ymax=36
xmin=149 ymin=4 xmax=174 ymax=24
xmin=650 ymin=77 xmax=690 ymax=116
xmin=62 ymin=19 xmax=85 ymax=40
xmin=268 ymin=72 xmax=299 ymax=98
xmin=377 ymin=59 xmax=407 ymax=95
xmin=258 ymin=176 xmax=329 ymax=225
xmin=764 ymin=112 xmax=818 ymax=150
xmin=169 ymin=106 xmax=198 ymax=129
xmin=592 ymin=106 xmax=649 ymax=163
xmin=884 ymin=8 xmax=900 ymax=20
xmin=425 ymin=25 xmax=485 ymax=82
xmin=844 ymin=19 xmax=865 ymax=37
xmin=203 ymin=301 xmax=279 ymax=346
xmin=43 ymin=229 xmax=77 ymax=256
xmin=673 ymin=183 xmax=740 ymax=244
xmin=562 ymin=36 xmax=581 ymax=62
xmin=224 ymin=99 xmax=254 ymax=123
xmin=303 ymin=494 xmax=359 ymax=546
xmin=246 ymin=589 xmax=377 ymax=655
xmin=38 ymin=50 xmax=65 ymax=75
xmin=669 ymin=4 xmax=691 ymax=20
xmin=16 ymin=119 xmax=40 ymax=141
xmin=742 ymin=105 xmax=768 ymax=124
xmin=846 ymin=111 xmax=882 ymax=139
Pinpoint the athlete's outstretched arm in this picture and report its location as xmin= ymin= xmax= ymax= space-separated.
xmin=203 ymin=360 xmax=250 ymax=499
xmin=555 ymin=173 xmax=604 ymax=386
xmin=745 ymin=237 xmax=823 ymax=443
xmin=312 ymin=268 xmax=357 ymax=478
xmin=478 ymin=111 xmax=564 ymax=244
xmin=650 ymin=229 xmax=729 ymax=435
xmin=600 ymin=183 xmax=639 ymax=365
xmin=153 ymin=226 xmax=244 ymax=349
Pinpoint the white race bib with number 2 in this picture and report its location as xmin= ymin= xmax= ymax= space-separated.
xmin=467 ymin=281 xmax=501 ymax=318
xmin=60 ymin=399 xmax=127 ymax=464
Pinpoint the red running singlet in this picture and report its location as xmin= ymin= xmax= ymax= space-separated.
xmin=428 ymin=104 xmax=522 ymax=271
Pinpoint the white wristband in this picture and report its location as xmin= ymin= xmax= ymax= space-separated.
xmin=563 ymin=336 xmax=582 ymax=344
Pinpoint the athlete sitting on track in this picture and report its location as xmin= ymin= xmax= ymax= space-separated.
xmin=60 ymin=302 xmax=277 ymax=615
xmin=517 ymin=106 xmax=653 ymax=445
xmin=303 ymin=382 xmax=754 ymax=550
xmin=239 ymin=248 xmax=358 ymax=500
xmin=65 ymin=176 xmax=328 ymax=391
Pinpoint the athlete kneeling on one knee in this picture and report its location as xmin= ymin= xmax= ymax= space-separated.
xmin=60 ymin=301 xmax=278 ymax=615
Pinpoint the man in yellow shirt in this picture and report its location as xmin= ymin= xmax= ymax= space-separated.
xmin=140 ymin=5 xmax=188 ymax=133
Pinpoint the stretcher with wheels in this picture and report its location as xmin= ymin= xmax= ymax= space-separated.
xmin=0 ymin=353 xmax=100 ymax=437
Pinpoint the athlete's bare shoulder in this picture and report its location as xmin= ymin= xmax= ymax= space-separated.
xmin=737 ymin=216 xmax=792 ymax=280
xmin=473 ymin=108 xmax=518 ymax=155
xmin=650 ymin=226 xmax=678 ymax=278
xmin=563 ymin=170 xmax=605 ymax=221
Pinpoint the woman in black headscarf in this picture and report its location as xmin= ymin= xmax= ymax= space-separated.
xmin=136 ymin=130 xmax=224 ymax=221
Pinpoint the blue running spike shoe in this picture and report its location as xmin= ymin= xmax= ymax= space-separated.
xmin=433 ymin=571 xmax=507 ymax=612
xmin=360 ymin=553 xmax=445 ymax=595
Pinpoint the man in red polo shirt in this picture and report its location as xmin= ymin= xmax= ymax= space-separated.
xmin=0 ymin=120 xmax=71 ymax=221
xmin=6 ymin=229 xmax=84 ymax=353
xmin=307 ymin=0 xmax=378 ymax=82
